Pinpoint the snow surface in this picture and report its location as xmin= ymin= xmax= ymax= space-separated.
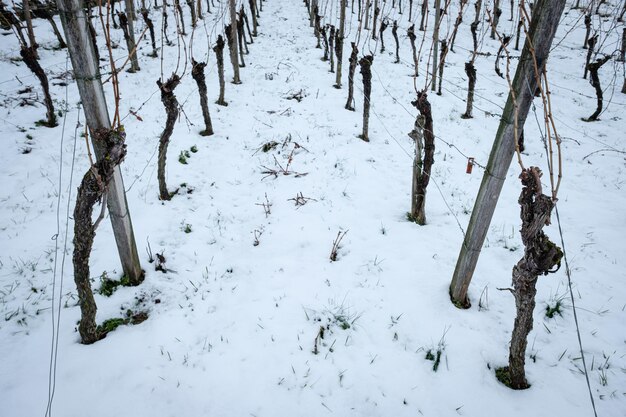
xmin=0 ymin=1 xmax=625 ymax=416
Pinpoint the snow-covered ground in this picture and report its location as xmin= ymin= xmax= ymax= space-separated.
xmin=1 ymin=1 xmax=625 ymax=416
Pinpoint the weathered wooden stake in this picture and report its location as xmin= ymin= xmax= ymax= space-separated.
xmin=228 ymin=0 xmax=241 ymax=83
xmin=335 ymin=0 xmax=347 ymax=88
xmin=56 ymin=0 xmax=143 ymax=284
xmin=449 ymin=0 xmax=567 ymax=308
xmin=430 ymin=0 xmax=441 ymax=91
xmin=118 ymin=11 xmax=140 ymax=72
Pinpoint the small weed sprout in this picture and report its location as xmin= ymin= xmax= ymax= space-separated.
xmin=178 ymin=151 xmax=189 ymax=164
xmin=181 ymin=221 xmax=192 ymax=233
xmin=255 ymin=193 xmax=272 ymax=217
xmin=253 ymin=228 xmax=263 ymax=246
xmin=155 ymin=251 xmax=167 ymax=273
xmin=288 ymin=192 xmax=317 ymax=208
xmin=330 ymin=230 xmax=348 ymax=262
xmin=306 ymin=299 xmax=361 ymax=355
xmin=98 ymin=271 xmax=131 ymax=297
xmin=424 ymin=327 xmax=450 ymax=372
xmin=545 ymin=293 xmax=567 ymax=318
xmin=478 ymin=286 xmax=489 ymax=311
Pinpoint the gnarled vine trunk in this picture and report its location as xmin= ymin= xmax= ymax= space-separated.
xmin=345 ymin=42 xmax=358 ymax=110
xmin=359 ymin=55 xmax=374 ymax=142
xmin=213 ymin=35 xmax=228 ymax=105
xmin=73 ymin=128 xmax=127 ymax=344
xmin=157 ymin=74 xmax=181 ymax=201
xmin=20 ymin=45 xmax=57 ymax=127
xmin=409 ymin=91 xmax=434 ymax=224
xmin=499 ymin=167 xmax=562 ymax=389
xmin=192 ymin=59 xmax=214 ymax=136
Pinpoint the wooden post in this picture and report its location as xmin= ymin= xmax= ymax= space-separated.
xmin=430 ymin=0 xmax=441 ymax=91
xmin=229 ymin=0 xmax=241 ymax=83
xmin=123 ymin=0 xmax=139 ymax=64
xmin=23 ymin=0 xmax=38 ymax=56
xmin=55 ymin=0 xmax=144 ymax=285
xmin=449 ymin=0 xmax=567 ymax=308
xmin=335 ymin=0 xmax=347 ymax=88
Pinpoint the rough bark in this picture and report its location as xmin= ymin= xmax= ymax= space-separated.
xmin=191 ymin=59 xmax=214 ymax=136
xmin=345 ymin=42 xmax=358 ymax=110
xmin=379 ymin=19 xmax=388 ymax=53
xmin=495 ymin=35 xmax=511 ymax=78
xmin=0 ymin=3 xmax=28 ymax=50
xmin=335 ymin=0 xmax=346 ymax=88
xmin=213 ymin=35 xmax=228 ymax=105
xmin=583 ymin=13 xmax=591 ymax=49
xmin=359 ymin=55 xmax=374 ymax=142
xmin=500 ymin=167 xmax=562 ymax=390
xmin=409 ymin=91 xmax=435 ymax=225
xmin=237 ymin=14 xmax=248 ymax=64
xmin=118 ymin=11 xmax=140 ymax=72
xmin=314 ymin=9 xmax=322 ymax=48
xmin=583 ymin=35 xmax=598 ymax=79
xmin=23 ymin=0 xmax=38 ymax=58
xmin=156 ymin=74 xmax=181 ymax=201
xmin=419 ymin=0 xmax=427 ymax=31
xmin=20 ymin=45 xmax=57 ymax=127
xmin=431 ymin=0 xmax=441 ymax=91
xmin=449 ymin=0 xmax=568 ymax=308
xmin=436 ymin=39 xmax=447 ymax=95
xmin=329 ymin=25 xmax=335 ymax=72
xmin=515 ymin=17 xmax=522 ymax=50
xmin=619 ymin=28 xmax=625 ymax=62
xmin=141 ymin=8 xmax=158 ymax=57
xmin=409 ymin=114 xmax=425 ymax=221
xmin=321 ymin=24 xmax=329 ymax=61
xmin=240 ymin=6 xmax=253 ymax=43
xmin=490 ymin=0 xmax=501 ymax=39
xmin=30 ymin=0 xmax=67 ymax=48
xmin=58 ymin=0 xmax=143 ymax=285
xmin=449 ymin=3 xmax=464 ymax=52
xmin=249 ymin=0 xmax=258 ymax=36
xmin=197 ymin=0 xmax=203 ymax=20
xmin=408 ymin=24 xmax=418 ymax=76
xmin=372 ymin=4 xmax=380 ymax=40
xmin=461 ymin=61 xmax=476 ymax=119
xmin=73 ymin=128 xmax=127 ymax=344
xmin=174 ymin=0 xmax=186 ymax=35
xmin=162 ymin=1 xmax=172 ymax=45
xmin=392 ymin=20 xmax=400 ymax=63
xmin=228 ymin=0 xmax=241 ymax=83
xmin=87 ymin=14 xmax=101 ymax=63
xmin=473 ymin=0 xmax=482 ymax=25
xmin=585 ymin=55 xmax=611 ymax=122
xmin=185 ymin=0 xmax=197 ymax=27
